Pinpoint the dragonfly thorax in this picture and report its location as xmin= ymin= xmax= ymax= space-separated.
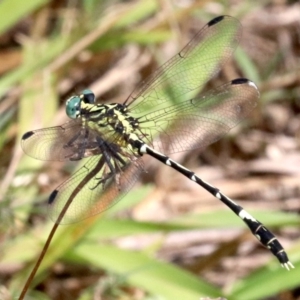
xmin=92 ymin=103 xmax=140 ymax=147
xmin=67 ymin=90 xmax=140 ymax=149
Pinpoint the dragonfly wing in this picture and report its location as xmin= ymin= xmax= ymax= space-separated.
xmin=48 ymin=153 xmax=143 ymax=224
xmin=127 ymin=16 xmax=242 ymax=115
xmin=138 ymin=79 xmax=259 ymax=154
xmin=21 ymin=119 xmax=101 ymax=161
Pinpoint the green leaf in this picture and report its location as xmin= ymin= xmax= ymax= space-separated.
xmin=230 ymin=249 xmax=300 ymax=300
xmin=71 ymin=243 xmax=223 ymax=300
xmin=0 ymin=0 xmax=50 ymax=35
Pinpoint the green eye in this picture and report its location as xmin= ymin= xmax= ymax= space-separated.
xmin=82 ymin=89 xmax=95 ymax=104
xmin=66 ymin=96 xmax=81 ymax=119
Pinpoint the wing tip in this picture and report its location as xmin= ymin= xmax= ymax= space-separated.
xmin=48 ymin=189 xmax=59 ymax=205
xmin=208 ymin=15 xmax=225 ymax=27
xmin=231 ymin=78 xmax=258 ymax=90
xmin=22 ymin=131 xmax=35 ymax=140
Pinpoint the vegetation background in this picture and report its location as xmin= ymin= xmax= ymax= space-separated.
xmin=0 ymin=0 xmax=300 ymax=299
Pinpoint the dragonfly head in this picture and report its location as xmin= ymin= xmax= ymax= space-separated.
xmin=66 ymin=89 xmax=95 ymax=119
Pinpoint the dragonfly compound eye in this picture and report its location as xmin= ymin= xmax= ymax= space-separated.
xmin=66 ymin=96 xmax=81 ymax=119
xmin=82 ymin=89 xmax=95 ymax=104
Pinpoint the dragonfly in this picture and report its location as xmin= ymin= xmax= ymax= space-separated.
xmin=20 ymin=14 xmax=293 ymax=299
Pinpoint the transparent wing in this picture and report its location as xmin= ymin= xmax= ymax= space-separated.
xmin=48 ymin=154 xmax=144 ymax=224
xmin=137 ymin=79 xmax=259 ymax=154
xmin=21 ymin=120 xmax=102 ymax=161
xmin=127 ymin=16 xmax=242 ymax=116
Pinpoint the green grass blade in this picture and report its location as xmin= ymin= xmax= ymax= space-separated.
xmin=71 ymin=243 xmax=222 ymax=300
xmin=0 ymin=0 xmax=50 ymax=35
